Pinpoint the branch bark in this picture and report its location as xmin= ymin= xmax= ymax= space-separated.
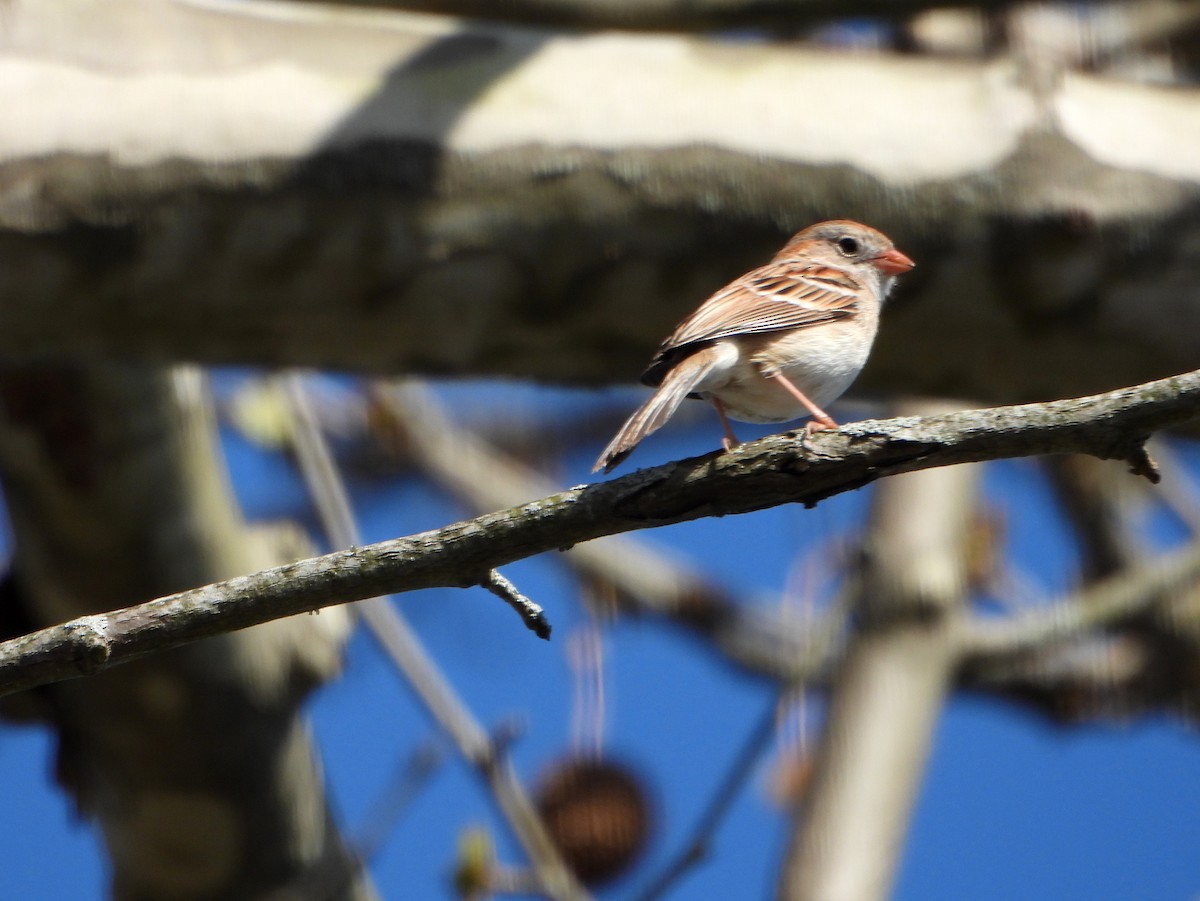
xmin=1 ymin=368 xmax=1198 ymax=700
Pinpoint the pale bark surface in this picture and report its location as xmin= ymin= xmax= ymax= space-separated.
xmin=1 ymin=0 xmax=1200 ymax=402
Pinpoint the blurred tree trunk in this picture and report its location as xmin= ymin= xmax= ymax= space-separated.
xmin=0 ymin=364 xmax=370 ymax=900
xmin=779 ymin=405 xmax=978 ymax=901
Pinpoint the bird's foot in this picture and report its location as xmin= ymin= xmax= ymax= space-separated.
xmin=804 ymin=416 xmax=838 ymax=437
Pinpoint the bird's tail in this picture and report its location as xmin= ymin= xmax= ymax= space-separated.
xmin=593 ymin=347 xmax=723 ymax=473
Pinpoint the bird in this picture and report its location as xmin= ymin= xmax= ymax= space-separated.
xmin=593 ymin=220 xmax=914 ymax=473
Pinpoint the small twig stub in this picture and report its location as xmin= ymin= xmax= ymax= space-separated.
xmin=483 ymin=569 xmax=553 ymax=640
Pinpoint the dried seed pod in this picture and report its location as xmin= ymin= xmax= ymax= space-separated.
xmin=535 ymin=757 xmax=652 ymax=887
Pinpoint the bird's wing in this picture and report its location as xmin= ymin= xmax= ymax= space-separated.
xmin=642 ymin=261 xmax=862 ymax=384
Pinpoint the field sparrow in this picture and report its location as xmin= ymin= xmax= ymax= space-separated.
xmin=593 ymin=220 xmax=914 ymax=473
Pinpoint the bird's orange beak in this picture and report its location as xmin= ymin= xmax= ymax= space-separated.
xmin=872 ymin=248 xmax=915 ymax=275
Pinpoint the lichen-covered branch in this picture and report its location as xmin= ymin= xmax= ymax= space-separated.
xmin=1 ymin=368 xmax=1199 ymax=699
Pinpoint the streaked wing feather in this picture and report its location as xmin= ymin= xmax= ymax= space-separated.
xmin=660 ymin=262 xmax=862 ymax=352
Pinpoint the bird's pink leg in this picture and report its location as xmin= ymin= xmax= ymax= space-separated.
xmin=763 ymin=370 xmax=839 ymax=434
xmin=710 ymin=397 xmax=741 ymax=451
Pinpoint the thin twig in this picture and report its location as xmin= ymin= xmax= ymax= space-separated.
xmin=281 ymin=374 xmax=588 ymax=901
xmin=634 ymin=696 xmax=781 ymax=901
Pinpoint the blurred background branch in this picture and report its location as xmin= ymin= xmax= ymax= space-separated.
xmin=282 ymin=373 xmax=588 ymax=900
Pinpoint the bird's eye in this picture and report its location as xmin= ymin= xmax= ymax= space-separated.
xmin=836 ymin=236 xmax=859 ymax=256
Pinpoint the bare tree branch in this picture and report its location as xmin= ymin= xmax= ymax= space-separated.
xmin=635 ymin=697 xmax=782 ymax=901
xmin=1145 ymin=436 xmax=1200 ymax=534
xmin=2 ymin=368 xmax=1200 ymax=701
xmin=480 ymin=569 xmax=552 ymax=639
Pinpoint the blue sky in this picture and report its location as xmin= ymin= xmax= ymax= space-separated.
xmin=2 ymin=379 xmax=1198 ymax=900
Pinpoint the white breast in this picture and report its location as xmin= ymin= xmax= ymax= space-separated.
xmin=699 ymin=315 xmax=879 ymax=425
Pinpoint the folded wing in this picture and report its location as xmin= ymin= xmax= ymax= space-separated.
xmin=642 ymin=262 xmax=863 ymax=386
